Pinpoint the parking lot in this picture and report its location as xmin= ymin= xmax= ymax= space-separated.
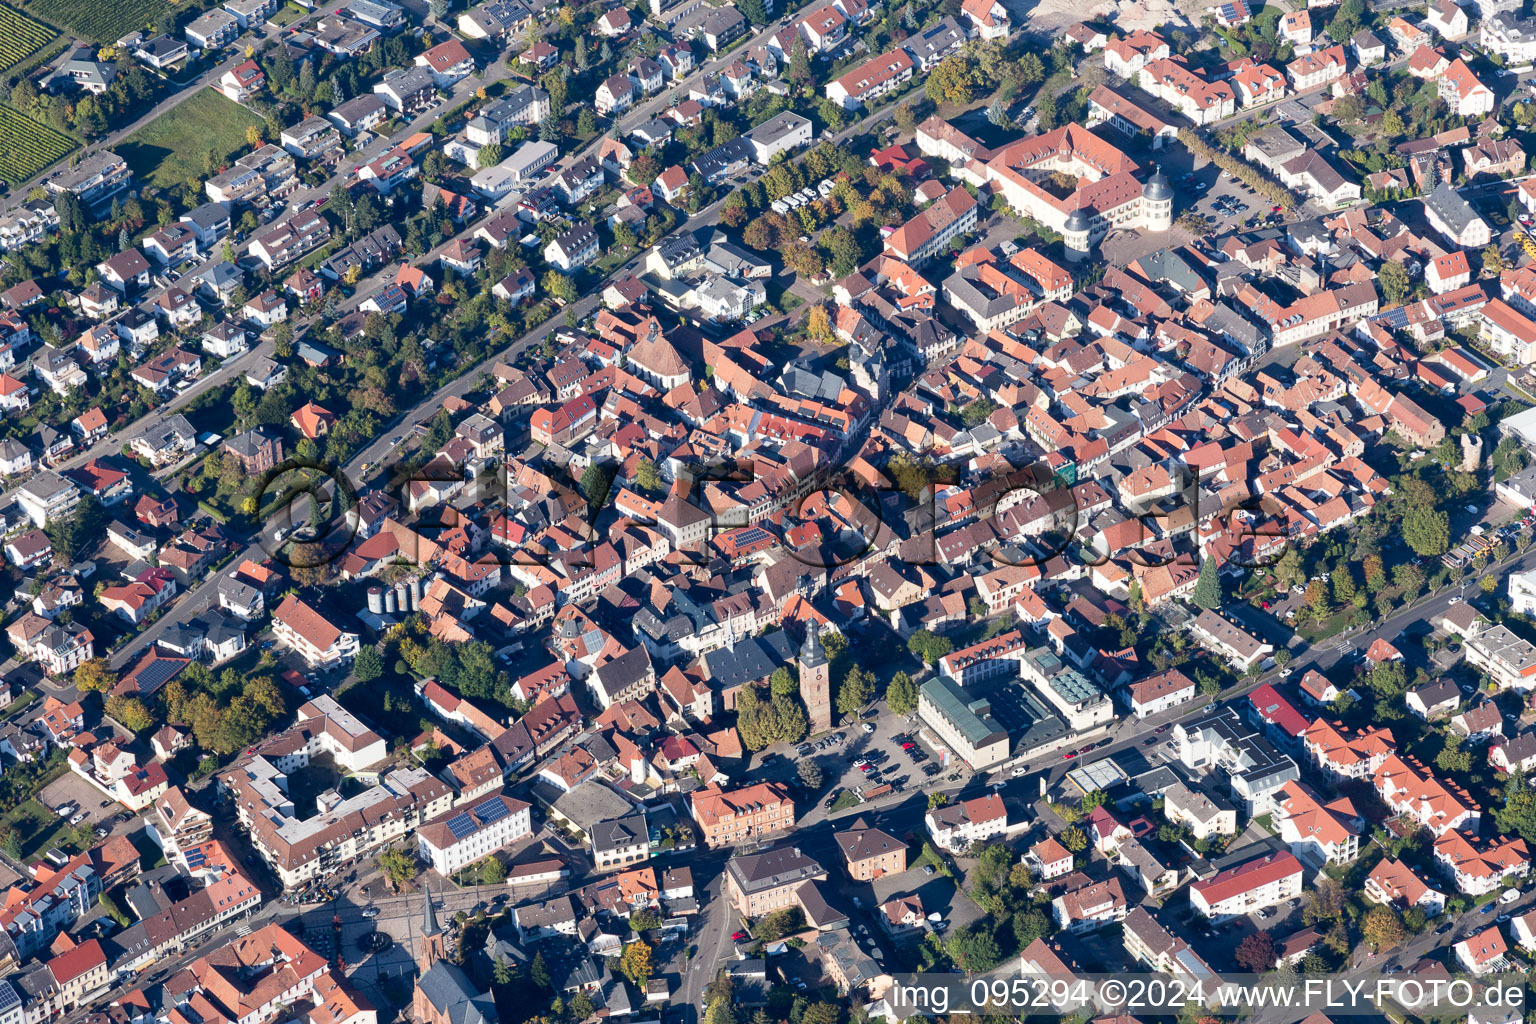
xmin=40 ymin=771 xmax=122 ymax=832
xmin=1178 ymin=169 xmax=1280 ymax=235
xmin=741 ymin=703 xmax=963 ymax=825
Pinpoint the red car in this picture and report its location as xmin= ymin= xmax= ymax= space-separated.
xmin=731 ymin=931 xmax=748 ymax=942
xmin=901 ymin=742 xmax=916 ymax=750
xmin=1078 ymin=745 xmax=1093 ymax=754
xmin=1062 ymin=751 xmax=1076 ymax=759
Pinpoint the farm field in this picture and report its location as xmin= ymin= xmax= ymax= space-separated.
xmin=19 ymin=0 xmax=166 ymax=44
xmin=0 ymin=104 xmax=76 ymax=185
xmin=119 ymin=88 xmax=264 ymax=190
xmin=0 ymin=5 xmax=56 ymax=74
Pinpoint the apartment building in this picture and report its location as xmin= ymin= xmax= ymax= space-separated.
xmin=416 ymin=791 xmax=532 ymax=875
xmin=1189 ymin=851 xmax=1304 ymax=918
xmin=1365 ymin=857 xmax=1446 ymax=915
xmin=1272 ymin=780 xmax=1360 ymax=865
xmin=272 ymin=594 xmax=361 ymax=669
xmin=690 ymin=781 xmax=795 ymax=847
xmin=835 ymin=819 xmax=906 ymax=880
xmin=590 ymin=811 xmax=650 ymax=872
xmin=724 ymin=845 xmax=826 ymax=916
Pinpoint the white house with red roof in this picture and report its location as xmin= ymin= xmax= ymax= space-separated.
xmin=1375 ymin=753 xmax=1479 ymax=834
xmin=925 ymin=793 xmax=1008 ymax=852
xmin=1027 ymin=836 xmax=1074 ymax=879
xmin=1297 ymin=669 xmax=1339 ymax=705
xmin=1365 ymin=857 xmax=1446 ymax=915
xmin=1189 ymin=851 xmax=1304 ymax=918
xmin=219 ymin=59 xmax=266 ymax=101
xmin=1455 ymin=926 xmax=1510 ymax=974
xmin=1246 ymin=682 xmax=1309 ymax=754
xmin=1303 ymin=720 xmax=1395 ymax=780
xmin=1427 ymin=250 xmax=1472 ymax=294
xmin=272 ymin=593 xmax=360 ymax=668
xmin=959 ymin=0 xmax=1009 ymax=39
xmin=1104 ymin=30 xmax=1169 ymax=78
xmin=1272 ymin=780 xmax=1361 ymax=865
xmin=1437 ymin=59 xmax=1494 ymax=116
xmin=415 ymin=38 xmax=474 ymax=86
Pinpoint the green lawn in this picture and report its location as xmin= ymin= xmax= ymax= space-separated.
xmin=20 ymin=0 xmax=165 ymax=43
xmin=1295 ymin=609 xmax=1352 ymax=643
xmin=829 ymin=790 xmax=861 ymax=813
xmin=119 ymin=89 xmax=264 ymax=191
xmin=0 ymin=797 xmax=73 ymax=858
xmin=130 ymin=828 xmax=167 ymax=870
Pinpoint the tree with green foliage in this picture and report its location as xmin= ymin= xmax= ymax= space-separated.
xmin=788 ymin=38 xmax=812 ymax=90
xmin=1059 ymin=826 xmax=1086 ymax=852
xmin=1403 ymin=506 xmax=1450 ymax=557
xmin=379 ymin=845 xmax=416 ymax=890
xmin=99 ymin=888 xmax=131 ymax=927
xmin=907 ymin=629 xmax=953 ymax=665
xmin=3 ymin=830 xmax=19 ymax=860
xmin=105 ymin=695 xmax=154 ymax=733
xmin=1369 ymin=659 xmax=1408 ymax=700
xmin=480 ymin=856 xmax=506 ymax=884
xmin=798 ymin=759 xmax=823 ymax=788
xmin=354 ymin=646 xmax=384 ymax=683
xmin=581 ymin=462 xmax=615 ymax=519
xmin=837 ymin=664 xmax=876 ymax=715
xmin=1379 ymin=260 xmax=1410 ymax=306
xmin=928 ymin=791 xmax=948 ymax=809
xmin=1498 ymin=771 xmax=1536 ymax=842
xmin=530 ymin=951 xmax=551 ymax=990
xmin=1192 ymin=556 xmax=1222 ymax=610
xmin=945 ymin=923 xmax=1001 ymax=973
xmin=885 ymin=671 xmax=918 ymax=715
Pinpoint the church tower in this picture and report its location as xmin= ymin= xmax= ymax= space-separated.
xmin=418 ymin=882 xmax=446 ymax=973
xmin=799 ymin=623 xmax=833 ymax=735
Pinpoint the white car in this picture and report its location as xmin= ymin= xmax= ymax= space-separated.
xmin=1011 ymin=765 xmax=1028 ymax=777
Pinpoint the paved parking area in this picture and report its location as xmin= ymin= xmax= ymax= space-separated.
xmin=1179 ymin=170 xmax=1276 ymax=235
xmin=742 ymin=704 xmax=952 ymax=826
xmin=40 ymin=771 xmax=120 ymax=826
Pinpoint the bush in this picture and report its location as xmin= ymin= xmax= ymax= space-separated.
xmin=754 ymin=906 xmax=805 ymax=941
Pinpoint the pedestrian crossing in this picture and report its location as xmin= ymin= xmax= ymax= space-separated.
xmin=1332 ymin=640 xmax=1355 ymax=656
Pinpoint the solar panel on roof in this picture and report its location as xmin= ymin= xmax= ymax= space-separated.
xmin=133 ymin=656 xmax=186 ymax=696
xmin=446 ymin=812 xmax=477 ymax=839
xmin=474 ymin=798 xmax=511 ymax=827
